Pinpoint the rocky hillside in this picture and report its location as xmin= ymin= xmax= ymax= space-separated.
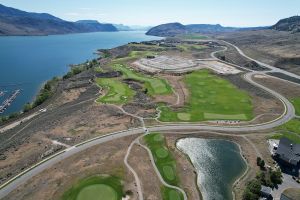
xmin=146 ymin=22 xmax=264 ymax=37
xmin=146 ymin=22 xmax=187 ymax=37
xmin=272 ymin=16 xmax=300 ymax=33
xmin=0 ymin=4 xmax=117 ymax=36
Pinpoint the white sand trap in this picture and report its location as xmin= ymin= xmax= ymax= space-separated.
xmin=254 ymin=74 xmax=267 ymax=78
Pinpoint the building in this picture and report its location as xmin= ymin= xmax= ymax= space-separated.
xmin=275 ymin=138 xmax=300 ymax=166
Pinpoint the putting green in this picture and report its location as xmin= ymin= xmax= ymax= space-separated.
xmin=76 ymin=184 xmax=117 ymax=200
xmin=163 ymin=166 xmax=176 ymax=181
xmin=168 ymin=190 xmax=182 ymax=200
xmin=61 ymin=176 xmax=123 ymax=200
xmin=177 ymin=113 xmax=191 ymax=121
xmin=156 ymin=148 xmax=169 ymax=158
xmin=96 ymin=78 xmax=135 ymax=104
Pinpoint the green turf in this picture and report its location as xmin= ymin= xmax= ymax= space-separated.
xmin=177 ymin=44 xmax=207 ymax=52
xmin=178 ymin=34 xmax=209 ymax=40
xmin=156 ymin=148 xmax=169 ymax=158
xmin=291 ymin=97 xmax=300 ymax=116
xmin=96 ymin=78 xmax=135 ymax=104
xmin=161 ymin=187 xmax=184 ymax=200
xmin=144 ymin=133 xmax=179 ymax=186
xmin=271 ymin=119 xmax=300 ymax=143
xmin=112 ymin=50 xmax=157 ymax=63
xmin=76 ymin=184 xmax=117 ymax=200
xmin=61 ymin=176 xmax=123 ymax=200
xmin=159 ymin=70 xmax=253 ymax=122
xmin=113 ymin=64 xmax=172 ymax=96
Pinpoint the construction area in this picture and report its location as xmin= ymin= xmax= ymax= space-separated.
xmin=133 ymin=55 xmax=241 ymax=75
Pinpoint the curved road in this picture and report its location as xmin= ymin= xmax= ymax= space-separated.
xmin=0 ymin=40 xmax=297 ymax=199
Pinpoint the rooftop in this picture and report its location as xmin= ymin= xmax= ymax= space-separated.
xmin=276 ymin=138 xmax=300 ymax=165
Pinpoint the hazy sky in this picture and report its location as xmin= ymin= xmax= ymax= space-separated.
xmin=0 ymin=0 xmax=299 ymax=26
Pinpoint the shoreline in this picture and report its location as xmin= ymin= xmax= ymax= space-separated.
xmin=175 ymin=137 xmax=249 ymax=200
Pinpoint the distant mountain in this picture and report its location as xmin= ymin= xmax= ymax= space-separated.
xmin=75 ymin=20 xmax=117 ymax=32
xmin=186 ymin=24 xmax=237 ymax=33
xmin=113 ymin=24 xmax=133 ymax=31
xmin=146 ymin=22 xmax=269 ymax=37
xmin=113 ymin=24 xmax=152 ymax=31
xmin=146 ymin=22 xmax=187 ymax=37
xmin=271 ymin=16 xmax=300 ymax=33
xmin=0 ymin=4 xmax=117 ymax=36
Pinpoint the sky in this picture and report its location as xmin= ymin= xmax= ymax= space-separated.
xmin=0 ymin=0 xmax=299 ymax=27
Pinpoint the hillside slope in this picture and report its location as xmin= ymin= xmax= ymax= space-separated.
xmin=0 ymin=4 xmax=117 ymax=36
xmin=271 ymin=16 xmax=300 ymax=33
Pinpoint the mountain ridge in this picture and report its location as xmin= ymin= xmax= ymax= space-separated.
xmin=0 ymin=4 xmax=117 ymax=36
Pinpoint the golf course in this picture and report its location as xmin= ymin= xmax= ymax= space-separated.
xmin=159 ymin=69 xmax=253 ymax=122
xmin=96 ymin=77 xmax=135 ymax=104
xmin=61 ymin=176 xmax=123 ymax=200
xmin=113 ymin=64 xmax=172 ymax=96
xmin=144 ymin=133 xmax=183 ymax=200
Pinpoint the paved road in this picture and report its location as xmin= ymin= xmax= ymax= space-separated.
xmin=272 ymin=173 xmax=300 ymax=200
xmin=221 ymin=40 xmax=300 ymax=80
xmin=0 ymin=41 xmax=297 ymax=199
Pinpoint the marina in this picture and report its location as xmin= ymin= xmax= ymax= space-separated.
xmin=0 ymin=90 xmax=21 ymax=114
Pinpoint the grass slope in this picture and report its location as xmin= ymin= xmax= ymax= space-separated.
xmin=113 ymin=64 xmax=172 ymax=96
xmin=159 ymin=70 xmax=253 ymax=122
xmin=96 ymin=78 xmax=135 ymax=104
xmin=144 ymin=133 xmax=179 ymax=186
xmin=162 ymin=186 xmax=184 ymax=200
xmin=291 ymin=97 xmax=300 ymax=116
xmin=61 ymin=175 xmax=123 ymax=200
xmin=269 ymin=119 xmax=300 ymax=143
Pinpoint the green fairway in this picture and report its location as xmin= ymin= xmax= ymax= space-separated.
xmin=156 ymin=148 xmax=169 ymax=158
xmin=162 ymin=187 xmax=184 ymax=200
xmin=77 ymin=184 xmax=117 ymax=200
xmin=96 ymin=78 xmax=135 ymax=104
xmin=270 ymin=119 xmax=300 ymax=143
xmin=144 ymin=133 xmax=180 ymax=186
xmin=113 ymin=64 xmax=172 ymax=96
xmin=159 ymin=70 xmax=253 ymax=122
xmin=291 ymin=97 xmax=300 ymax=116
xmin=178 ymin=34 xmax=209 ymax=40
xmin=61 ymin=176 xmax=123 ymax=200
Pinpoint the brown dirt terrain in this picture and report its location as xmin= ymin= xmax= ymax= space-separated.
xmin=216 ymin=30 xmax=300 ymax=74
xmin=5 ymin=135 xmax=139 ymax=200
xmin=253 ymin=75 xmax=300 ymax=98
xmin=0 ymin=86 xmax=139 ymax=185
xmin=128 ymin=144 xmax=162 ymax=200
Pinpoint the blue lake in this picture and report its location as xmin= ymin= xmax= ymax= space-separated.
xmin=0 ymin=31 xmax=160 ymax=116
xmin=177 ymin=138 xmax=247 ymax=200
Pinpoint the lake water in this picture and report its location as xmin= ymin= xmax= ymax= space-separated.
xmin=177 ymin=138 xmax=247 ymax=200
xmin=0 ymin=31 xmax=160 ymax=116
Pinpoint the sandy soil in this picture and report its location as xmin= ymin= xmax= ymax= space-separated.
xmin=253 ymin=75 xmax=300 ymax=99
xmin=128 ymin=144 xmax=162 ymax=200
xmin=5 ymin=135 xmax=139 ymax=200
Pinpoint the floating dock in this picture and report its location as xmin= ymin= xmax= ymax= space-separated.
xmin=0 ymin=90 xmax=21 ymax=114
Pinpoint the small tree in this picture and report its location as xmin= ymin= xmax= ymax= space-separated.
xmin=23 ymin=103 xmax=32 ymax=112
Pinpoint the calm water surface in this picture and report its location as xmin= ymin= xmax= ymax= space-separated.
xmin=177 ymin=138 xmax=247 ymax=200
xmin=0 ymin=31 xmax=160 ymax=116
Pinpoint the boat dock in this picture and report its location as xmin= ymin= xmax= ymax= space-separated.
xmin=0 ymin=90 xmax=21 ymax=114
